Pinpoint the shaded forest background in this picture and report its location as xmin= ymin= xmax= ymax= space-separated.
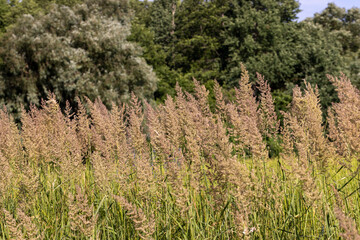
xmin=0 ymin=0 xmax=359 ymax=116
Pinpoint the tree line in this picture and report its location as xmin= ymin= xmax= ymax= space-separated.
xmin=0 ymin=0 xmax=359 ymax=116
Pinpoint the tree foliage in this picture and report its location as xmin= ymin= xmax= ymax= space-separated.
xmin=170 ymin=0 xmax=228 ymax=86
xmin=148 ymin=0 xmax=177 ymax=45
xmin=0 ymin=0 xmax=10 ymax=33
xmin=0 ymin=0 xmax=83 ymax=33
xmin=127 ymin=0 xmax=351 ymax=112
xmin=0 ymin=0 xmax=359 ymax=117
xmin=0 ymin=0 xmax=157 ymax=115
xmin=310 ymin=3 xmax=360 ymax=88
xmin=221 ymin=0 xmax=346 ymax=110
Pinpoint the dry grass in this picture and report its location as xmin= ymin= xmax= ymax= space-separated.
xmin=0 ymin=68 xmax=360 ymax=239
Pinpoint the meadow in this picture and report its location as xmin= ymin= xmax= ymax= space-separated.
xmin=0 ymin=66 xmax=360 ymax=239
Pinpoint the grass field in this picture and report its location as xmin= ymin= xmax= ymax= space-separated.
xmin=0 ymin=68 xmax=359 ymax=239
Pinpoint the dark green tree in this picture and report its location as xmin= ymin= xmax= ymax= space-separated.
xmin=129 ymin=19 xmax=181 ymax=102
xmin=148 ymin=0 xmax=177 ymax=45
xmin=311 ymin=3 xmax=360 ymax=87
xmin=223 ymin=0 xmax=301 ymax=88
xmin=223 ymin=0 xmax=344 ymax=109
xmin=130 ymin=0 xmax=152 ymax=25
xmin=169 ymin=0 xmax=228 ymax=87
xmin=129 ymin=0 xmax=182 ymax=101
xmin=0 ymin=0 xmax=10 ymax=33
xmin=0 ymin=0 xmax=157 ymax=115
xmin=312 ymin=3 xmax=360 ymax=52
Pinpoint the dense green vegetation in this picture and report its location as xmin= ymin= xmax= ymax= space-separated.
xmin=129 ymin=0 xmax=360 ymax=109
xmin=0 ymin=0 xmax=157 ymax=117
xmin=0 ymin=0 xmax=359 ymax=114
xmin=0 ymin=0 xmax=360 ymax=238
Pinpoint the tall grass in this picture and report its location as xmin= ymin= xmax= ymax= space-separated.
xmin=0 ymin=69 xmax=360 ymax=239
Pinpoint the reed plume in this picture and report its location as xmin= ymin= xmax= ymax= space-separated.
xmin=74 ymin=98 xmax=92 ymax=162
xmin=256 ymin=73 xmax=279 ymax=139
xmin=21 ymin=94 xmax=83 ymax=179
xmin=327 ymin=73 xmax=360 ymax=158
xmin=332 ymin=186 xmax=360 ymax=240
xmin=17 ymin=206 xmax=41 ymax=240
xmin=114 ymin=195 xmax=155 ymax=240
xmin=68 ymin=185 xmax=97 ymax=238
xmin=88 ymin=98 xmax=129 ymax=189
xmin=227 ymin=64 xmax=266 ymax=158
xmin=3 ymin=208 xmax=25 ymax=240
xmin=145 ymin=100 xmax=171 ymax=161
xmin=0 ymin=107 xmax=24 ymax=166
xmin=127 ymin=94 xmax=155 ymax=198
xmin=281 ymin=82 xmax=325 ymax=202
xmin=0 ymin=153 xmax=14 ymax=203
xmin=282 ymin=81 xmax=328 ymax=166
xmin=213 ymin=80 xmax=227 ymax=119
xmin=173 ymin=84 xmax=203 ymax=192
xmin=145 ymin=95 xmax=189 ymax=213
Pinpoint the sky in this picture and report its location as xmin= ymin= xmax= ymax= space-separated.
xmin=297 ymin=0 xmax=360 ymax=21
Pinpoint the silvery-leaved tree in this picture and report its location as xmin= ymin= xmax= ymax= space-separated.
xmin=0 ymin=0 xmax=157 ymax=116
